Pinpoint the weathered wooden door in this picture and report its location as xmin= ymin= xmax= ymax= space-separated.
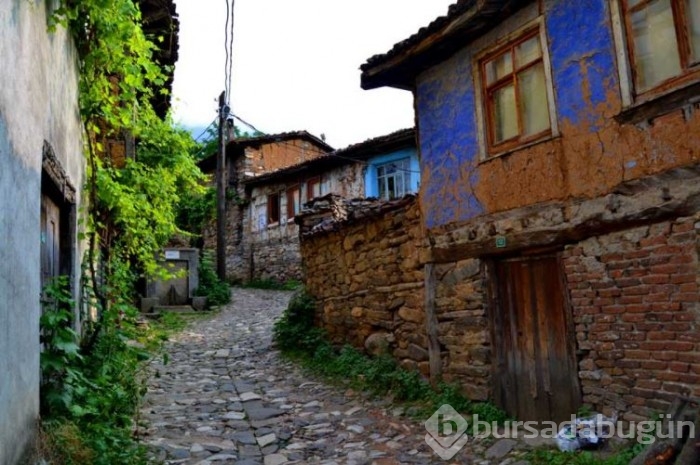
xmin=41 ymin=194 xmax=61 ymax=288
xmin=490 ymin=254 xmax=580 ymax=422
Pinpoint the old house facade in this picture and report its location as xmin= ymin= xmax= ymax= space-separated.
xmin=201 ymin=131 xmax=333 ymax=282
xmin=354 ymin=0 xmax=700 ymax=423
xmin=242 ymin=129 xmax=418 ymax=283
xmin=0 ymin=1 xmax=85 ymax=463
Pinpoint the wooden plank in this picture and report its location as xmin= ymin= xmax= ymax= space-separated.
xmin=424 ymin=263 xmax=442 ymax=383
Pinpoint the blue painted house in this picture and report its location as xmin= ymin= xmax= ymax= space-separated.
xmin=362 ymin=0 xmax=700 ymax=422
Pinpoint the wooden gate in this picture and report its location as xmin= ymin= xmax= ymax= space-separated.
xmin=489 ymin=254 xmax=580 ymax=422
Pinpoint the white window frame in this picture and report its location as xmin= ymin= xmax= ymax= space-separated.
xmin=375 ymin=158 xmax=411 ymax=200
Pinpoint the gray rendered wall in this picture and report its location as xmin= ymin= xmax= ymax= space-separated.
xmin=0 ymin=1 xmax=84 ymax=463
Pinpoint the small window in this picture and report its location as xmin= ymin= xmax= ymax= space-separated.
xmin=286 ymin=186 xmax=301 ymax=219
xmin=307 ymin=176 xmax=321 ymax=200
xmin=480 ymin=28 xmax=551 ymax=153
xmin=267 ymin=192 xmax=280 ymax=225
xmin=622 ymin=0 xmax=700 ymax=94
xmin=376 ymin=158 xmax=411 ymax=200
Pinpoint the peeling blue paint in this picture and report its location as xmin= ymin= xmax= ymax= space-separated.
xmin=415 ymin=0 xmax=620 ymax=229
xmin=417 ymin=51 xmax=483 ymax=229
xmin=545 ymin=0 xmax=618 ymax=129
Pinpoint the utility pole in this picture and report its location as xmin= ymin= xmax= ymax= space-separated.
xmin=216 ymin=91 xmax=228 ymax=281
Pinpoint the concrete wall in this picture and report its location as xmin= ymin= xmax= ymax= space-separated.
xmin=0 ymin=1 xmax=84 ymax=463
xmin=416 ymin=0 xmax=700 ymax=229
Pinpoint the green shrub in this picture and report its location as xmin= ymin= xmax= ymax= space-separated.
xmin=194 ymin=251 xmax=231 ymax=307
xmin=273 ymin=288 xmax=507 ymax=424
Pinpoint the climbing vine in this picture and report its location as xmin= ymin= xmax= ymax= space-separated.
xmin=37 ymin=0 xmax=205 ymax=462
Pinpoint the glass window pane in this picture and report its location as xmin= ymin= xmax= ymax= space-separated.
xmin=378 ymin=178 xmax=386 ymax=200
xmin=486 ymin=52 xmax=513 ymax=85
xmin=630 ymin=0 xmax=681 ymax=91
xmin=515 ymin=36 xmax=542 ymax=68
xmin=491 ymin=84 xmax=518 ymax=143
xmin=687 ymin=0 xmax=700 ymax=63
xmin=387 ymin=176 xmax=396 ymax=199
xmin=518 ymin=63 xmax=551 ymax=136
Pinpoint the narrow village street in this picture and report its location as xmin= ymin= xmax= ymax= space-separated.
xmin=139 ymin=288 xmax=532 ymax=465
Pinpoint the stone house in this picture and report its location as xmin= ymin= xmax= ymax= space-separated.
xmin=240 ymin=128 xmax=418 ymax=283
xmin=200 ymin=131 xmax=333 ymax=282
xmin=356 ymin=0 xmax=700 ymax=423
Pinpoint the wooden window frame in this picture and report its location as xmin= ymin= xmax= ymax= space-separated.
xmin=479 ymin=27 xmax=552 ymax=155
xmin=621 ymin=0 xmax=700 ymax=97
xmin=286 ymin=185 xmax=301 ymax=220
xmin=267 ymin=192 xmax=280 ymax=225
xmin=307 ymin=176 xmax=321 ymax=201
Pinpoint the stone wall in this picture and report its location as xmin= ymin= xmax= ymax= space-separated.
xmin=562 ymin=217 xmax=700 ymax=421
xmin=434 ymin=258 xmax=491 ymax=401
xmin=298 ymin=195 xmax=430 ymax=374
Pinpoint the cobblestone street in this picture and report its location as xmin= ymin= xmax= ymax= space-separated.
xmin=140 ymin=288 xmax=533 ymax=465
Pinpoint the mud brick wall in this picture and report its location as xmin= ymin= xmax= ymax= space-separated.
xmin=563 ymin=217 xmax=700 ymax=421
xmin=434 ymin=258 xmax=491 ymax=401
xmin=299 ymin=197 xmax=431 ymax=375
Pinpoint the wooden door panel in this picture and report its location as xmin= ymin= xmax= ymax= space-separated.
xmin=491 ymin=255 xmax=580 ymax=423
xmin=41 ymin=194 xmax=60 ymax=288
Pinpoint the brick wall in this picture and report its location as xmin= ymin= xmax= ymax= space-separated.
xmin=563 ymin=217 xmax=700 ymax=421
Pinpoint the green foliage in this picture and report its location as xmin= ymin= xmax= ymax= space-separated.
xmin=194 ymin=251 xmax=231 ymax=307
xmin=39 ymin=1 xmax=207 ymax=462
xmin=526 ymin=443 xmax=644 ymax=465
xmin=176 ymin=186 xmax=216 ymax=243
xmin=245 ymin=278 xmax=303 ymax=291
xmin=40 ymin=273 xmax=151 ymax=464
xmin=273 ymin=289 xmax=507 ymax=423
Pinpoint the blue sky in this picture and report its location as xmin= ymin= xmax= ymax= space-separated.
xmin=171 ymin=0 xmax=456 ymax=148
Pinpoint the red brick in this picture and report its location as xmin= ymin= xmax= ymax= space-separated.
xmin=691 ymin=364 xmax=700 ymax=374
xmin=571 ymin=289 xmax=596 ymax=298
xmin=651 ymin=302 xmax=681 ymax=311
xmin=645 ymin=312 xmax=674 ymax=322
xmin=640 ymin=360 xmax=668 ymax=370
xmin=676 ymin=373 xmax=700 ymax=385
xmin=621 ymin=313 xmax=645 ymax=322
xmin=666 ymin=322 xmax=692 ymax=332
xmin=674 ymin=313 xmax=696 ymax=321
xmin=679 ymin=283 xmax=698 ymax=293
xmin=624 ymin=250 xmax=651 ymax=259
xmin=640 ymin=341 xmax=666 ymax=351
xmin=607 ymin=260 xmax=637 ymax=270
xmin=616 ymin=359 xmax=641 ymax=368
xmin=648 ymin=331 xmax=676 ymax=341
xmin=639 ymin=235 xmax=668 ymax=247
xmin=671 ymin=221 xmax=695 ymax=233
xmin=616 ymin=277 xmax=642 ymax=287
xmin=651 ymin=284 xmax=677 ymax=294
xmin=620 ymin=296 xmax=644 ymax=304
xmin=654 ymin=245 xmax=686 ymax=254
xmin=590 ymin=323 xmax=612 ymax=332
xmin=642 ymin=275 xmax=672 ymax=285
xmin=671 ymin=293 xmax=699 ymax=303
xmin=669 ymin=361 xmax=690 ymax=373
xmin=636 ymin=323 xmax=663 ymax=331
xmin=616 ymin=341 xmax=640 ymax=349
xmin=652 ymin=352 xmax=678 ymax=361
xmin=664 ymin=341 xmax=695 ymax=352
xmin=645 ymin=293 xmax=671 ymax=302
xmin=677 ymin=353 xmax=700 ymax=363
xmin=651 ymin=264 xmax=690 ymax=274
xmin=597 ymin=289 xmax=623 ymax=298
xmin=669 ymin=254 xmax=695 ymax=264
xmin=625 ymin=286 xmax=651 ymax=296
xmin=679 ymin=333 xmax=700 ymax=342
xmin=657 ymin=372 xmax=681 ymax=381
xmin=591 ymin=281 xmax=615 ymax=290
xmin=648 ymin=255 xmax=671 ymax=266
xmin=636 ymin=379 xmax=662 ymax=389
xmin=626 ymin=350 xmax=651 ymax=359
xmin=670 ymin=274 xmax=696 ymax=284
xmin=612 ymin=324 xmax=636 ymax=333
xmin=601 ymin=305 xmax=625 ymax=314
xmin=595 ymin=314 xmax=616 ymax=323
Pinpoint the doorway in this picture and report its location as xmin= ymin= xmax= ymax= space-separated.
xmin=489 ymin=254 xmax=581 ymax=422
